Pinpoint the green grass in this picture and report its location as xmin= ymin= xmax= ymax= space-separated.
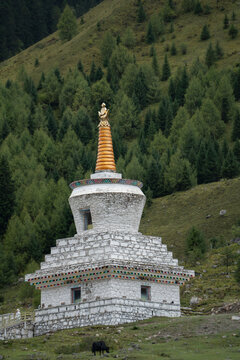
xmin=0 ymin=0 xmax=240 ymax=84
xmin=1 ymin=314 xmax=240 ymax=359
xmin=140 ymin=177 xmax=240 ymax=259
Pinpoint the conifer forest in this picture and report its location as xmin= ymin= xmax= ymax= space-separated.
xmin=0 ymin=0 xmax=240 ymax=293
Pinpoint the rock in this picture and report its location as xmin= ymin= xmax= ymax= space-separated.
xmin=232 ymin=316 xmax=240 ymax=321
xmin=206 ymin=214 xmax=211 ymax=219
xmin=212 ymin=265 xmax=218 ymax=268
xmin=190 ymin=296 xmax=200 ymax=305
xmin=219 ymin=209 xmax=226 ymax=216
xmin=0 ymin=355 xmax=4 ymax=360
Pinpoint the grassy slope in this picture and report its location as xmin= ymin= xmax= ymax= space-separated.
xmin=0 ymin=314 xmax=240 ymax=359
xmin=140 ymin=177 xmax=240 ymax=258
xmin=0 ymin=0 xmax=240 ymax=84
xmin=140 ymin=177 xmax=240 ymax=311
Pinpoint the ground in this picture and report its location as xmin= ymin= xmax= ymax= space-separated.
xmin=0 ymin=314 xmax=240 ymax=359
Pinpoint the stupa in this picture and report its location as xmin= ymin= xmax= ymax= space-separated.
xmin=25 ymin=104 xmax=194 ymax=335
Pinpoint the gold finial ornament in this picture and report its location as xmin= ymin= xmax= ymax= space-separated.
xmin=98 ymin=103 xmax=110 ymax=127
xmin=95 ymin=103 xmax=116 ymax=172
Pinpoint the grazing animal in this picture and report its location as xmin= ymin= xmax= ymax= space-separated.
xmin=92 ymin=341 xmax=109 ymax=356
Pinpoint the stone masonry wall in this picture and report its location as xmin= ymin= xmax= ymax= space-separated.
xmin=0 ymin=322 xmax=34 ymax=340
xmin=34 ymin=298 xmax=180 ymax=336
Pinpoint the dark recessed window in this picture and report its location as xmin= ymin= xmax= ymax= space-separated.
xmin=80 ymin=209 xmax=92 ymax=230
xmin=141 ymin=286 xmax=151 ymax=301
xmin=72 ymin=288 xmax=81 ymax=304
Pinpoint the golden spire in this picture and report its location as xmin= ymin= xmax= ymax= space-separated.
xmin=95 ymin=103 xmax=116 ymax=172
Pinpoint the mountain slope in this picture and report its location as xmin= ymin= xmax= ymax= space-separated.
xmin=0 ymin=0 xmax=240 ymax=83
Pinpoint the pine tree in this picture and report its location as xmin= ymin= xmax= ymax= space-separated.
xmin=89 ymin=61 xmax=96 ymax=83
xmin=235 ymin=257 xmax=240 ymax=285
xmin=194 ymin=1 xmax=203 ymax=15
xmin=200 ymin=24 xmax=210 ymax=40
xmin=175 ymin=66 xmax=189 ymax=106
xmin=221 ymin=150 xmax=239 ymax=179
xmin=232 ymin=11 xmax=236 ymax=21
xmin=137 ymin=0 xmax=146 ymax=23
xmin=152 ymin=50 xmax=160 ymax=76
xmin=229 ymin=24 xmax=238 ymax=39
xmin=77 ymin=60 xmax=84 ymax=72
xmin=57 ymin=5 xmax=77 ymax=41
xmin=185 ymin=226 xmax=206 ymax=263
xmin=146 ymin=21 xmax=155 ymax=44
xmin=168 ymin=77 xmax=176 ymax=101
xmin=223 ymin=14 xmax=229 ymax=29
xmin=197 ymin=140 xmax=207 ymax=184
xmin=47 ymin=106 xmax=58 ymax=140
xmin=0 ymin=156 xmax=15 ymax=239
xmin=95 ymin=66 xmax=104 ymax=81
xmin=144 ymin=110 xmax=152 ymax=137
xmin=215 ymin=41 xmax=224 ymax=59
xmin=205 ymin=42 xmax=216 ymax=68
xmin=232 ymin=68 xmax=240 ymax=101
xmin=170 ymin=42 xmax=177 ymax=56
xmin=133 ymin=68 xmax=148 ymax=110
xmin=232 ymin=110 xmax=240 ymax=141
xmin=161 ymin=54 xmax=171 ymax=81
xmin=205 ymin=141 xmax=220 ymax=183
xmin=233 ymin=140 xmax=240 ymax=164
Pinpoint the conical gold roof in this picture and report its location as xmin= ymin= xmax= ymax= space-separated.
xmin=95 ymin=103 xmax=116 ymax=172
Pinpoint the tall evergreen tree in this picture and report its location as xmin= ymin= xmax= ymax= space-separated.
xmin=89 ymin=61 xmax=96 ymax=83
xmin=229 ymin=24 xmax=238 ymax=39
xmin=152 ymin=49 xmax=160 ymax=76
xmin=137 ymin=0 xmax=146 ymax=23
xmin=194 ymin=1 xmax=203 ymax=15
xmin=223 ymin=14 xmax=229 ymax=29
xmin=161 ymin=54 xmax=171 ymax=81
xmin=215 ymin=41 xmax=224 ymax=59
xmin=146 ymin=21 xmax=155 ymax=44
xmin=57 ymin=4 xmax=77 ymax=41
xmin=233 ymin=140 xmax=240 ymax=164
xmin=232 ymin=110 xmax=240 ymax=141
xmin=205 ymin=42 xmax=216 ymax=68
xmin=221 ymin=150 xmax=239 ymax=178
xmin=200 ymin=24 xmax=210 ymax=40
xmin=0 ymin=156 xmax=15 ymax=239
xmin=175 ymin=66 xmax=189 ymax=106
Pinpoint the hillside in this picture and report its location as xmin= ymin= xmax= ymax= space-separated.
xmin=0 ymin=0 xmax=240 ymax=319
xmin=0 ymin=0 xmax=240 ymax=83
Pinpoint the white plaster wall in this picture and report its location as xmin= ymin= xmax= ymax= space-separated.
xmin=41 ymin=286 xmax=72 ymax=307
xmin=69 ymin=184 xmax=146 ymax=234
xmin=41 ymin=279 xmax=180 ymax=307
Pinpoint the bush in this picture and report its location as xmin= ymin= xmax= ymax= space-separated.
xmin=0 ymin=295 xmax=4 ymax=303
